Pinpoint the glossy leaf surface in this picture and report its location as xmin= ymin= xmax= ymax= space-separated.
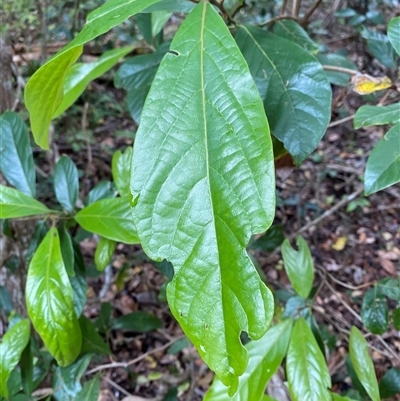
xmin=281 ymin=236 xmax=314 ymax=298
xmin=95 ymin=237 xmax=116 ymax=271
xmin=54 ymin=155 xmax=79 ymax=212
xmin=354 ymin=104 xmax=400 ymax=128
xmin=235 ymin=24 xmax=331 ymax=165
xmin=24 ymin=0 xmax=162 ymax=148
xmin=0 ymin=111 xmax=36 ymax=197
xmin=361 ymin=287 xmax=388 ymax=334
xmin=0 ymin=184 xmax=50 ymax=218
xmin=349 ymin=326 xmax=380 ymax=401
xmin=26 ymin=228 xmax=81 ymax=366
xmin=131 ymin=2 xmax=275 ymax=393
xmin=112 ymin=147 xmax=132 ymax=198
xmin=388 ymin=17 xmax=400 ymax=56
xmin=204 ymin=319 xmax=293 ymax=401
xmin=75 ymin=197 xmax=139 ymax=244
xmin=364 ymin=122 xmax=400 ymax=195
xmin=286 ymin=317 xmax=331 ymax=401
xmin=0 ymin=319 xmax=30 ymax=398
xmin=54 ymin=46 xmax=134 ymax=117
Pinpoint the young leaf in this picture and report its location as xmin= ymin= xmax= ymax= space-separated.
xmin=26 ymin=228 xmax=82 ymax=366
xmin=349 ymin=326 xmax=381 ymax=401
xmin=24 ymin=0 xmax=163 ymax=149
xmin=112 ymin=311 xmax=162 ymax=332
xmin=388 ymin=17 xmax=400 ymax=56
xmin=54 ymin=155 xmax=79 ymax=212
xmin=112 ymin=147 xmax=133 ymax=198
xmin=0 ymin=184 xmax=50 ymax=218
xmin=0 ymin=319 xmax=30 ymax=398
xmin=204 ymin=319 xmax=293 ymax=401
xmin=75 ymin=197 xmax=139 ymax=244
xmin=364 ymin=122 xmax=400 ymax=195
xmin=54 ymin=46 xmax=134 ymax=117
xmin=75 ymin=376 xmax=100 ymax=401
xmin=235 ymin=25 xmax=331 ymax=165
xmin=95 ymin=237 xmax=116 ymax=271
xmin=360 ymin=287 xmax=388 ymax=335
xmin=0 ymin=111 xmax=36 ymax=197
xmin=79 ymin=316 xmax=111 ymax=355
xmin=131 ymin=2 xmax=275 ymax=393
xmin=379 ymin=367 xmax=400 ymax=398
xmin=354 ymin=104 xmax=400 ymax=128
xmin=281 ymin=236 xmax=314 ymax=299
xmin=286 ymin=317 xmax=331 ymax=401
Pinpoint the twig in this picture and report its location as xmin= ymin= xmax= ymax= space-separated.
xmin=99 ymin=264 xmax=113 ymax=300
xmin=324 ymin=270 xmax=375 ymax=290
xmin=328 ymin=114 xmax=355 ymax=128
xmin=231 ymin=1 xmax=246 ymax=18
xmin=280 ymin=0 xmax=288 ymax=15
xmin=323 ymin=65 xmax=358 ymax=75
xmin=301 ymin=0 xmax=323 ymax=26
xmin=209 ymin=0 xmax=235 ymax=24
xmin=292 ymin=0 xmax=301 ymax=17
xmin=103 ymin=376 xmax=133 ymax=398
xmin=85 ymin=335 xmax=185 ymax=375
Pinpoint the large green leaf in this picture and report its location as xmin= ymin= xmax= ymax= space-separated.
xmin=53 ymin=46 xmax=134 ymax=118
xmin=364 ymin=122 xmax=400 ymax=195
xmin=26 ymin=228 xmax=82 ymax=366
xmin=0 ymin=319 xmax=30 ymax=398
xmin=354 ymin=104 xmax=400 ymax=128
xmin=112 ymin=146 xmax=132 ymax=197
xmin=0 ymin=184 xmax=50 ymax=218
xmin=24 ymin=0 xmax=163 ymax=149
xmin=286 ymin=317 xmax=331 ymax=401
xmin=204 ymin=319 xmax=293 ymax=401
xmin=281 ymin=236 xmax=314 ymax=299
xmin=388 ymin=17 xmax=400 ymax=56
xmin=75 ymin=197 xmax=139 ymax=244
xmin=349 ymin=326 xmax=380 ymax=401
xmin=360 ymin=287 xmax=388 ymax=335
xmin=131 ymin=2 xmax=275 ymax=394
xmin=235 ymin=24 xmax=331 ymax=165
xmin=0 ymin=111 xmax=36 ymax=197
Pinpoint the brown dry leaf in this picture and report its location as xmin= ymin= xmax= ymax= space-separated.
xmin=332 ymin=236 xmax=347 ymax=251
xmin=352 ymin=73 xmax=392 ymax=95
xmin=381 ymin=258 xmax=396 ymax=275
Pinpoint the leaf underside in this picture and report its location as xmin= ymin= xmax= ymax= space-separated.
xmin=131 ymin=2 xmax=275 ymax=394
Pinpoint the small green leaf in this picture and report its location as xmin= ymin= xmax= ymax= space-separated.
xmin=379 ymin=367 xmax=400 ymax=398
xmin=0 ymin=111 xmax=36 ymax=197
xmin=388 ymin=17 xmax=400 ymax=56
xmin=86 ymin=180 xmax=115 ymax=205
xmin=95 ymin=237 xmax=116 ymax=271
xmin=59 ymin=224 xmax=75 ymax=276
xmin=286 ymin=317 xmax=331 ymax=401
xmin=361 ymin=287 xmax=388 ymax=335
xmin=112 ymin=147 xmax=132 ymax=198
xmin=75 ymin=376 xmax=100 ymax=401
xmin=54 ymin=156 xmax=79 ymax=212
xmin=364 ymin=122 xmax=400 ymax=195
xmin=24 ymin=0 xmax=163 ymax=149
xmin=349 ymin=326 xmax=381 ymax=401
xmin=317 ymin=53 xmax=357 ymax=86
xmin=273 ymin=20 xmax=319 ymax=54
xmin=378 ymin=277 xmax=400 ymax=300
xmin=54 ymin=46 xmax=134 ymax=117
xmin=354 ymin=104 xmax=400 ymax=128
xmin=79 ymin=316 xmax=111 ymax=355
xmin=331 ymin=393 xmax=358 ymax=401
xmin=281 ymin=236 xmax=314 ymax=299
xmin=95 ymin=302 xmax=113 ymax=334
xmin=75 ymin=197 xmax=139 ymax=244
xmin=112 ymin=311 xmax=162 ymax=332
xmin=393 ymin=307 xmax=400 ymax=330
xmin=249 ymin=225 xmax=284 ymax=252
xmin=26 ymin=228 xmax=82 ymax=366
xmin=0 ymin=286 xmax=13 ymax=315
xmin=0 ymin=184 xmax=50 ymax=218
xmin=152 ymin=11 xmax=172 ymax=37
xmin=204 ymin=319 xmax=293 ymax=401
xmin=0 ymin=319 xmax=30 ymax=398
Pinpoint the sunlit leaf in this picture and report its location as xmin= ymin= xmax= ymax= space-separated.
xmin=112 ymin=147 xmax=132 ymax=198
xmin=95 ymin=237 xmax=116 ymax=271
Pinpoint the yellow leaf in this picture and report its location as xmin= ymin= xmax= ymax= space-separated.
xmin=352 ymin=74 xmax=392 ymax=95
xmin=332 ymin=236 xmax=347 ymax=251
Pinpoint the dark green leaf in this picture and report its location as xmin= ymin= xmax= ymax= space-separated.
xmin=126 ymin=86 xmax=149 ymax=123
xmin=143 ymin=0 xmax=195 ymax=13
xmin=26 ymin=228 xmax=81 ymax=366
xmin=112 ymin=147 xmax=132 ymax=197
xmin=86 ymin=181 xmax=115 ymax=205
xmin=281 ymin=236 xmax=314 ymax=298
xmin=346 ymin=355 xmax=368 ymax=397
xmin=75 ymin=197 xmax=139 ymax=244
xmin=167 ymin=337 xmax=190 ymax=355
xmin=286 ymin=318 xmax=331 ymax=401
xmin=54 ymin=156 xmax=79 ymax=212
xmin=26 ymin=220 xmax=49 ymax=264
xmin=131 ymin=3 xmax=275 ymax=393
xmin=235 ymin=24 xmax=331 ymax=165
xmin=364 ymin=122 xmax=400 ymax=195
xmin=0 ymin=320 xmax=30 ymax=398
xmin=0 ymin=185 xmax=50 ymax=218
xmin=152 ymin=11 xmax=172 ymax=37
xmin=75 ymin=376 xmax=100 ymax=401
xmin=249 ymin=225 xmax=284 ymax=252
xmin=361 ymin=287 xmax=388 ymax=335
xmin=95 ymin=302 xmax=113 ymax=334
xmin=378 ymin=277 xmax=400 ymax=301
xmin=0 ymin=111 xmax=35 ymax=197
xmin=162 ymin=387 xmax=178 ymax=401
xmin=154 ymin=260 xmax=174 ymax=281
xmin=136 ymin=13 xmax=153 ymax=44
xmin=59 ymin=224 xmax=75 ymax=276
xmin=379 ymin=367 xmax=400 ymax=398
xmin=94 ymin=237 xmax=116 ymax=271
xmin=349 ymin=326 xmax=381 ymax=401
xmin=335 ymin=8 xmax=357 ymax=17
xmin=388 ymin=17 xmax=400 ymax=56
xmin=112 ymin=311 xmax=162 ymax=332
xmin=393 ymin=307 xmax=400 ymax=330
xmin=20 ymin=338 xmax=33 ymax=397
xmin=204 ymin=320 xmax=293 ymax=401
xmin=354 ymin=104 xmax=400 ymax=128
xmin=79 ymin=316 xmax=111 ymax=355
xmin=316 ymin=53 xmax=357 ymax=86
xmin=273 ymin=20 xmax=319 ymax=54
xmin=70 ymin=240 xmax=87 ymax=318
xmin=0 ymin=286 xmax=13 ymax=315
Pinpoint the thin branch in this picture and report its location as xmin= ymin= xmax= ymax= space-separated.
xmin=328 ymin=114 xmax=355 ymax=128
xmin=300 ymin=0 xmax=323 ymax=26
xmin=323 ymin=65 xmax=358 ymax=75
xmin=231 ymin=1 xmax=246 ymax=18
xmin=280 ymin=0 xmax=288 ymax=15
xmin=292 ymin=0 xmax=301 ymax=17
